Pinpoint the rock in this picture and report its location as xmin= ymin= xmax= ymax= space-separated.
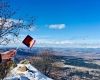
xmin=17 ymin=64 xmax=28 ymax=72
xmin=4 ymin=64 xmax=53 ymax=80
xmin=20 ymin=59 xmax=30 ymax=64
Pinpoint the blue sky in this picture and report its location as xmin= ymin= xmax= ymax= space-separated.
xmin=5 ymin=0 xmax=100 ymax=48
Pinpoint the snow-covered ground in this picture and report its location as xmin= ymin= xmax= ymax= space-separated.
xmin=4 ymin=64 xmax=53 ymax=80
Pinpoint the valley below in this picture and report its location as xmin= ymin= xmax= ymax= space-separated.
xmin=0 ymin=47 xmax=100 ymax=80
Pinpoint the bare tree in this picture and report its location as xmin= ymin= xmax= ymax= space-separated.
xmin=0 ymin=0 xmax=36 ymax=45
xmin=31 ymin=50 xmax=55 ymax=77
xmin=0 ymin=0 xmax=36 ymax=79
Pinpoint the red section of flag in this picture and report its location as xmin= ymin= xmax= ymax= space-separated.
xmin=22 ymin=35 xmax=36 ymax=48
xmin=30 ymin=40 xmax=36 ymax=48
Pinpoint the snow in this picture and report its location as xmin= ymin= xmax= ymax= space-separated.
xmin=4 ymin=64 xmax=53 ymax=80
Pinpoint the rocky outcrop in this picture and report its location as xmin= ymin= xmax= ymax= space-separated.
xmin=4 ymin=60 xmax=53 ymax=80
xmin=17 ymin=64 xmax=28 ymax=72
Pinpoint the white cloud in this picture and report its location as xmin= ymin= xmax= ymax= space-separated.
xmin=36 ymin=39 xmax=100 ymax=48
xmin=2 ymin=37 xmax=100 ymax=48
xmin=37 ymin=39 xmax=72 ymax=44
xmin=48 ymin=24 xmax=66 ymax=30
xmin=0 ymin=18 xmax=23 ymax=29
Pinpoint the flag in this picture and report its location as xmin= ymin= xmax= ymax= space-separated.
xmin=22 ymin=35 xmax=36 ymax=48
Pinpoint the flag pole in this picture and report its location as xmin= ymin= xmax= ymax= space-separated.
xmin=13 ymin=37 xmax=21 ymax=62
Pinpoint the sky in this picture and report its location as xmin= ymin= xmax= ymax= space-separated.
xmin=2 ymin=0 xmax=100 ymax=48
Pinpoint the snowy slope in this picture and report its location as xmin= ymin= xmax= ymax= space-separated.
xmin=4 ymin=64 xmax=53 ymax=80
